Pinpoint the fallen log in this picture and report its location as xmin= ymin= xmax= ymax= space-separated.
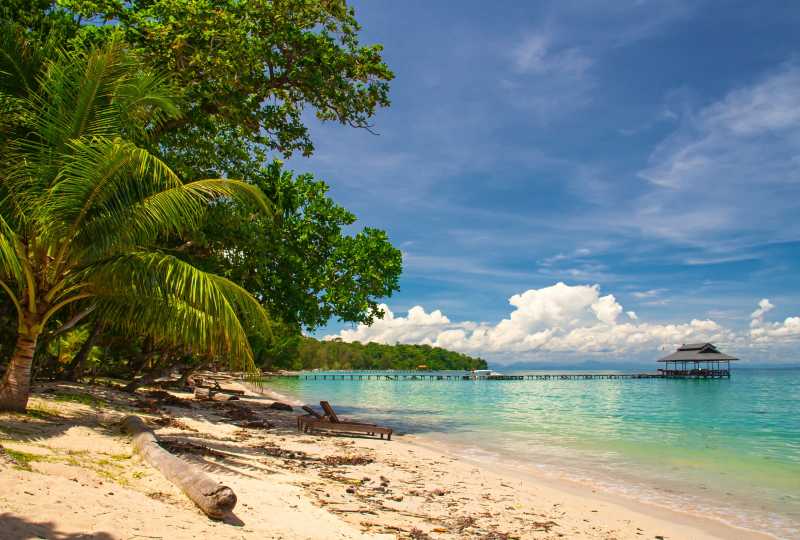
xmin=194 ymin=387 xmax=239 ymax=401
xmin=121 ymin=415 xmax=237 ymax=518
xmin=195 ymin=382 xmax=246 ymax=395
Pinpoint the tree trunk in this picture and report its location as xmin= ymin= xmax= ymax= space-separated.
xmin=121 ymin=415 xmax=237 ymax=518
xmin=64 ymin=321 xmax=101 ymax=382
xmin=194 ymin=387 xmax=239 ymax=401
xmin=0 ymin=331 xmax=40 ymax=412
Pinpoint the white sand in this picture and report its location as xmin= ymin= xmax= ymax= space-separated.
xmin=0 ymin=382 xmax=776 ymax=540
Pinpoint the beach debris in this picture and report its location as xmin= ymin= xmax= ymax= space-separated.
xmin=453 ymin=515 xmax=476 ymax=531
xmin=158 ymin=439 xmax=229 ymax=459
xmin=121 ymin=415 xmax=237 ymax=519
xmin=428 ymin=487 xmax=448 ymax=497
xmin=530 ymin=520 xmax=558 ymax=532
xmin=149 ymin=416 xmax=197 ymax=432
xmin=483 ymin=532 xmax=514 ymax=540
xmin=236 ymin=419 xmax=273 ymax=429
xmin=146 ymin=491 xmax=172 ymax=502
xmin=194 ymin=387 xmax=239 ymax=401
xmin=409 ymin=528 xmax=431 ymax=540
xmin=318 ymin=470 xmax=362 ymax=485
xmin=0 ymin=444 xmax=21 ymax=469
xmin=262 ymin=444 xmax=315 ymax=461
xmin=268 ymin=401 xmax=294 ymax=411
xmin=216 ymin=403 xmax=258 ymax=421
xmin=322 ymin=454 xmax=374 ymax=466
xmin=346 ymin=486 xmax=356 ymax=494
xmin=144 ymin=390 xmax=192 ymax=408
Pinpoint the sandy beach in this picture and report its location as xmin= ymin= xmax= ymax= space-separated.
xmin=0 ymin=381 xmax=775 ymax=540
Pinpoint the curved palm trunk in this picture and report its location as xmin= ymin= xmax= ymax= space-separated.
xmin=0 ymin=330 xmax=40 ymax=412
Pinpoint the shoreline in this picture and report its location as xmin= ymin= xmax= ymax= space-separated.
xmin=404 ymin=434 xmax=777 ymax=540
xmin=0 ymin=380 xmax=783 ymax=539
xmin=247 ymin=379 xmax=780 ymax=540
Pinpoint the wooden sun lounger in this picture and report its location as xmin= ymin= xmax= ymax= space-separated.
xmin=303 ymin=419 xmax=392 ymax=439
xmin=297 ymin=401 xmax=392 ymax=440
xmin=296 ymin=405 xmax=324 ymax=431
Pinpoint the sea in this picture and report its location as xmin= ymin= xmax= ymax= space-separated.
xmin=258 ymin=368 xmax=800 ymax=539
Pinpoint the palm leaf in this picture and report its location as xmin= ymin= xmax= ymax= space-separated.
xmin=86 ymin=252 xmax=270 ymax=370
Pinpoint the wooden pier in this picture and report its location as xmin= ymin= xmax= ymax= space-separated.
xmin=288 ymin=372 xmax=666 ymax=381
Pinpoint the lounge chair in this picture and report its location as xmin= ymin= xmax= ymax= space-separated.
xmin=299 ymin=401 xmax=393 ymax=440
xmin=296 ymin=405 xmax=324 ymax=431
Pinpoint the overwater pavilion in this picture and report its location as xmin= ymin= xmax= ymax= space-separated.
xmin=657 ymin=343 xmax=737 ymax=379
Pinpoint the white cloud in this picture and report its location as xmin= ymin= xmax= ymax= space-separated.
xmin=635 ymin=64 xmax=800 ymax=246
xmin=626 ymin=311 xmax=639 ymax=320
xmin=750 ymin=317 xmax=800 ymax=344
xmin=750 ymin=298 xmax=775 ymax=326
xmin=513 ymin=33 xmax=592 ymax=77
xmin=326 ymin=282 xmax=739 ymax=360
xmin=632 ymin=288 xmax=667 ymax=299
xmin=505 ymin=31 xmax=595 ymax=120
xmin=333 ymin=305 xmax=451 ymax=346
xmin=749 ymin=298 xmax=800 ymax=344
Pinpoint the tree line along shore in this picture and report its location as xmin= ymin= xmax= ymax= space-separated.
xmin=0 ymin=1 xmax=414 ymax=412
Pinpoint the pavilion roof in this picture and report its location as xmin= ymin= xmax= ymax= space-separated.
xmin=657 ymin=342 xmax=739 ymax=362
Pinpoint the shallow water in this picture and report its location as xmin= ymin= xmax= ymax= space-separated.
xmin=259 ymin=368 xmax=800 ymax=539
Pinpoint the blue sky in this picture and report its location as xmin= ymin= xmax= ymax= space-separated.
xmin=289 ymin=1 xmax=800 ymax=363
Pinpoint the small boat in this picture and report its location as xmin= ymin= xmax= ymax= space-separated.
xmin=470 ymin=369 xmax=504 ymax=380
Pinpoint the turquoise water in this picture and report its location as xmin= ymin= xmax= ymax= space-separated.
xmin=260 ymin=369 xmax=800 ymax=538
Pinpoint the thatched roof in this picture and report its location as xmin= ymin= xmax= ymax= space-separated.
xmin=658 ymin=343 xmax=738 ymax=362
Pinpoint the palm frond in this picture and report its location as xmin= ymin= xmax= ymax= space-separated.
xmin=114 ymin=69 xmax=182 ymax=139
xmin=0 ymin=212 xmax=23 ymax=284
xmin=86 ymin=252 xmax=270 ymax=371
xmin=74 ymin=178 xmax=272 ymax=260
xmin=0 ymin=21 xmax=58 ymax=98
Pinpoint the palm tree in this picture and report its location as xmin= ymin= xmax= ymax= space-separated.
xmin=0 ymin=33 xmax=271 ymax=411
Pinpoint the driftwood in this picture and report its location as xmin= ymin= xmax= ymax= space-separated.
xmin=194 ymin=387 xmax=239 ymax=401
xmin=121 ymin=415 xmax=237 ymax=518
xmin=196 ymin=382 xmax=246 ymax=395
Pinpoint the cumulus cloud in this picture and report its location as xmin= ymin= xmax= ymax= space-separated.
xmin=326 ymin=282 xmax=739 ymax=360
xmin=749 ymin=298 xmax=800 ymax=344
xmin=750 ymin=298 xmax=775 ymax=327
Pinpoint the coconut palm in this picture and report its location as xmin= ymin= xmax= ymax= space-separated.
xmin=0 ymin=33 xmax=271 ymax=411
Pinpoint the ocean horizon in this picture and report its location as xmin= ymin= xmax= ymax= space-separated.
xmin=260 ymin=367 xmax=800 ymax=539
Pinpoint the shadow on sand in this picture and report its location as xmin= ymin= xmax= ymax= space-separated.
xmin=0 ymin=513 xmax=114 ymax=539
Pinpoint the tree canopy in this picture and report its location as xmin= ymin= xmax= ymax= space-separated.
xmin=0 ymin=36 xmax=272 ymax=410
xmin=23 ymin=0 xmax=393 ymax=170
xmin=186 ymin=161 xmax=402 ymax=330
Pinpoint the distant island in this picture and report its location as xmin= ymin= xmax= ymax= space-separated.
xmin=258 ymin=337 xmax=488 ymax=372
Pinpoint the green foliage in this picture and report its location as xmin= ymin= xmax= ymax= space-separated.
xmin=51 ymin=391 xmax=105 ymax=407
xmin=0 ymin=36 xmax=271 ymax=379
xmin=188 ymin=161 xmax=402 ymax=330
xmin=46 ymin=0 xmax=393 ymax=162
xmin=260 ymin=337 xmax=488 ymax=372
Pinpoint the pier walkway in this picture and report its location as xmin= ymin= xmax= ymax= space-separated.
xmin=286 ymin=372 xmax=667 ymax=381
